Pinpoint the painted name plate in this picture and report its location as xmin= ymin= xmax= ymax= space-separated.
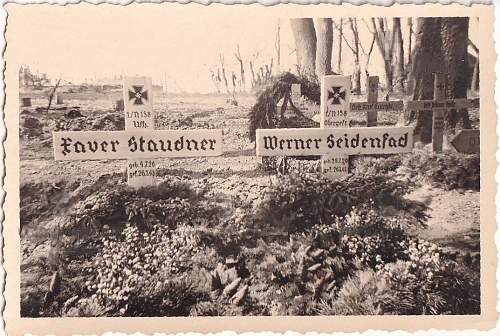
xmin=53 ymin=129 xmax=223 ymax=160
xmin=406 ymin=98 xmax=476 ymax=111
xmin=350 ymin=100 xmax=404 ymax=112
xmin=256 ymin=126 xmax=414 ymax=156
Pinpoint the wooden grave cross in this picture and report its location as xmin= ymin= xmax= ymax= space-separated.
xmin=52 ymin=76 xmax=223 ymax=188
xmin=256 ymin=75 xmax=415 ymax=179
xmin=349 ymin=74 xmax=479 ymax=154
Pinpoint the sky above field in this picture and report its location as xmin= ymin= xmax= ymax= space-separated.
xmin=12 ymin=4 xmax=479 ymax=93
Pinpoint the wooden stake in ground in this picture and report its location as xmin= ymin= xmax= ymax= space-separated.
xmin=432 ymin=73 xmax=446 ymax=153
xmin=46 ymin=78 xmax=61 ymax=113
xmin=291 ymin=83 xmax=301 ymax=107
xmin=320 ymin=75 xmax=351 ymax=179
xmin=366 ymin=76 xmax=379 ymax=127
xmin=123 ymin=76 xmax=157 ymax=188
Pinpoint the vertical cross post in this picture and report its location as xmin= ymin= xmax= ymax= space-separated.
xmin=123 ymin=76 xmax=157 ymax=188
xmin=291 ymin=83 xmax=301 ymax=107
xmin=320 ymin=75 xmax=351 ymax=178
xmin=366 ymin=76 xmax=379 ymax=127
xmin=55 ymin=94 xmax=64 ymax=105
xmin=432 ymin=73 xmax=446 ymax=153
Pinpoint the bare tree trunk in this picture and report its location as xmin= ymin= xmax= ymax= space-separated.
xmin=441 ymin=17 xmax=471 ymax=131
xmin=235 ymin=45 xmax=246 ymax=92
xmin=290 ymin=18 xmax=317 ymax=79
xmin=219 ymin=55 xmax=230 ymax=95
xmin=407 ymin=18 xmax=443 ymax=143
xmin=315 ymin=18 xmax=333 ymax=78
xmin=407 ymin=17 xmax=470 ymax=143
xmin=337 ymin=19 xmax=343 ymax=73
xmin=407 ymin=18 xmax=413 ymax=66
xmin=372 ymin=18 xmax=395 ymax=93
xmin=249 ymin=61 xmax=256 ymax=87
xmin=348 ymin=18 xmax=361 ymax=94
xmin=392 ymin=18 xmax=405 ymax=93
xmin=406 ymin=18 xmax=414 ymax=92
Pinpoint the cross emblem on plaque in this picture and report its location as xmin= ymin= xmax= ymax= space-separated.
xmin=256 ymin=75 xmax=414 ymax=180
xmin=128 ymin=85 xmax=149 ymax=105
xmin=327 ymin=86 xmax=346 ymax=105
xmin=53 ymin=76 xmax=223 ymax=188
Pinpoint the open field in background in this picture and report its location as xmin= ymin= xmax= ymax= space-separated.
xmin=20 ymin=87 xmax=480 ymax=317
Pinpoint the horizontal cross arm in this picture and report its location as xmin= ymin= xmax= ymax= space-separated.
xmin=349 ymin=98 xmax=479 ymax=113
xmin=53 ymin=129 xmax=223 ymax=160
xmin=256 ymin=126 xmax=414 ymax=157
xmin=406 ymin=98 xmax=479 ymax=111
xmin=350 ymin=100 xmax=404 ymax=112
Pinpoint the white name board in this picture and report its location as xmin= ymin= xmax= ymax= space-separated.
xmin=321 ymin=76 xmax=351 ymax=177
xmin=53 ymin=129 xmax=223 ymax=160
xmin=256 ymin=127 xmax=414 ymax=156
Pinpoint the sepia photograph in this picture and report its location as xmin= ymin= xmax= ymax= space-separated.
xmin=2 ymin=3 xmax=497 ymax=335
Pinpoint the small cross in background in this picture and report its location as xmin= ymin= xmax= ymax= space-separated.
xmin=436 ymin=82 xmax=445 ymax=93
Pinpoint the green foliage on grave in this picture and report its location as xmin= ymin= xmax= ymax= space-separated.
xmin=239 ymin=211 xmax=479 ymax=316
xmin=22 ymin=173 xmax=480 ymax=317
xmin=253 ymin=172 xmax=428 ymax=233
xmin=352 ymin=150 xmax=480 ymax=191
xmin=69 ymin=178 xmax=219 ymax=233
xmin=400 ymin=150 xmax=480 ymax=191
xmin=248 ymin=72 xmax=320 ymax=142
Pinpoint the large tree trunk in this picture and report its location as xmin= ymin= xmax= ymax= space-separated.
xmin=372 ymin=18 xmax=395 ymax=93
xmin=441 ymin=17 xmax=471 ymax=132
xmin=315 ymin=18 xmax=333 ymax=78
xmin=392 ymin=18 xmax=405 ymax=93
xmin=407 ymin=18 xmax=443 ymax=143
xmin=407 ymin=17 xmax=470 ymax=144
xmin=290 ymin=18 xmax=317 ymax=79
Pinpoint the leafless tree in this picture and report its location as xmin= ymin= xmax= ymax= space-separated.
xmin=334 ymin=19 xmax=343 ymax=73
xmin=234 ymin=44 xmax=246 ymax=92
xmin=219 ymin=54 xmax=230 ymax=95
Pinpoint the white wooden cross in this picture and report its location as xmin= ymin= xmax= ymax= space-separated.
xmin=256 ymin=75 xmax=414 ymax=179
xmin=53 ymin=76 xmax=223 ymax=188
